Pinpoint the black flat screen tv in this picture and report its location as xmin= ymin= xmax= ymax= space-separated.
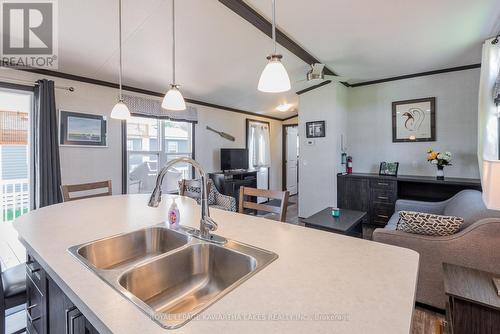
xmin=221 ymin=148 xmax=248 ymax=171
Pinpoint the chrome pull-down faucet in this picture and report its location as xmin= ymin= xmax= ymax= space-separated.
xmin=148 ymin=157 xmax=226 ymax=244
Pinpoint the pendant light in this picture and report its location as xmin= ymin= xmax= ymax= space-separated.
xmin=162 ymin=0 xmax=186 ymax=110
xmin=258 ymin=0 xmax=291 ymax=93
xmin=110 ymin=0 xmax=131 ymax=120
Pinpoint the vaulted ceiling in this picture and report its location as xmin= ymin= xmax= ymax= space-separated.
xmin=55 ymin=0 xmax=500 ymax=119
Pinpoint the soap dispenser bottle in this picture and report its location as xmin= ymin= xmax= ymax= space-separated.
xmin=168 ymin=197 xmax=180 ymax=226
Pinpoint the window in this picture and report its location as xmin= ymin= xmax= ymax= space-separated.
xmin=167 ymin=141 xmax=178 ymax=153
xmin=126 ymin=117 xmax=194 ymax=194
xmin=247 ymin=120 xmax=271 ymax=168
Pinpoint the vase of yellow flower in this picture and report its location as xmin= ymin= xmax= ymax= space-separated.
xmin=427 ymin=148 xmax=452 ymax=180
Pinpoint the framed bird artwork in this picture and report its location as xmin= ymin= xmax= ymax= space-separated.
xmin=392 ymin=97 xmax=436 ymax=142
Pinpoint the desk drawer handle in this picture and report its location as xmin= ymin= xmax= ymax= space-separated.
xmin=26 ymin=262 xmax=40 ymax=274
xmin=65 ymin=306 xmax=83 ymax=334
xmin=377 ymin=182 xmax=389 ymax=186
xmin=377 ymin=214 xmax=389 ymax=219
xmin=27 ymin=304 xmax=38 ymax=311
xmin=27 ymin=309 xmax=41 ymax=323
xmin=377 ymin=196 xmax=389 ymax=200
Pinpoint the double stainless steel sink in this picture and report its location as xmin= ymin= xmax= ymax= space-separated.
xmin=68 ymin=224 xmax=278 ymax=329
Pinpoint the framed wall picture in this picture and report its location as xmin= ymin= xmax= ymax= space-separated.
xmin=392 ymin=97 xmax=436 ymax=142
xmin=306 ymin=121 xmax=325 ymax=138
xmin=59 ymin=110 xmax=107 ymax=147
xmin=379 ymin=162 xmax=399 ymax=176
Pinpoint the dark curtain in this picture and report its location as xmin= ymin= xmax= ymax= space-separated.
xmin=33 ymin=79 xmax=62 ymax=208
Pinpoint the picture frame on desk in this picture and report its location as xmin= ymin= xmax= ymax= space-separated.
xmin=379 ymin=162 xmax=399 ymax=176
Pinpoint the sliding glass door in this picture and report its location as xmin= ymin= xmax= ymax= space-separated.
xmin=0 ymin=86 xmax=33 ymax=223
xmin=126 ymin=116 xmax=194 ymax=194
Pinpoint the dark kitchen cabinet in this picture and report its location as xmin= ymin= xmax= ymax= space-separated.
xmin=26 ymin=251 xmax=99 ymax=334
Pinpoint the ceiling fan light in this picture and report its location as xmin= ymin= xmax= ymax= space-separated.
xmin=307 ymin=70 xmax=324 ymax=82
xmin=162 ymin=85 xmax=186 ymax=110
xmin=258 ymin=55 xmax=291 ymax=93
xmin=110 ymin=100 xmax=131 ymax=120
xmin=276 ymin=103 xmax=293 ymax=112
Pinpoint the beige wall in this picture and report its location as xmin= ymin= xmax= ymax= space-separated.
xmin=347 ymin=68 xmax=480 ymax=178
xmin=298 ymin=84 xmax=347 ymax=217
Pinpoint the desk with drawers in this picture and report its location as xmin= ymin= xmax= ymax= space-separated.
xmin=337 ymin=173 xmax=481 ymax=239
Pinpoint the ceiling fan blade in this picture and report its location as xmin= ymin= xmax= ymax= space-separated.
xmin=324 ymin=74 xmax=350 ymax=82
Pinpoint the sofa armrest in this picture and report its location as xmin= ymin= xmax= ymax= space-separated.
xmin=373 ymin=218 xmax=500 ymax=308
xmin=395 ymin=198 xmax=448 ymax=214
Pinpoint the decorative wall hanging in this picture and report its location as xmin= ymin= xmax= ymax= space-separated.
xmin=206 ymin=126 xmax=235 ymax=141
xmin=392 ymin=97 xmax=436 ymax=142
xmin=306 ymin=121 xmax=325 ymax=138
xmin=59 ymin=110 xmax=107 ymax=147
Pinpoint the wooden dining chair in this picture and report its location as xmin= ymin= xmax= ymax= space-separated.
xmin=238 ymin=187 xmax=290 ymax=222
xmin=60 ymin=180 xmax=112 ymax=202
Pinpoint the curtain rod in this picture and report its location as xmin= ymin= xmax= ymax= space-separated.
xmin=0 ymin=75 xmax=75 ymax=91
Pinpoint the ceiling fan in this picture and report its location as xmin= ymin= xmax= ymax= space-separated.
xmin=297 ymin=63 xmax=349 ymax=84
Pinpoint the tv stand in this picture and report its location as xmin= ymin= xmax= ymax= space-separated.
xmin=209 ymin=170 xmax=258 ymax=205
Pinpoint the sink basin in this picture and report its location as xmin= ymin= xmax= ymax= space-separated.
xmin=75 ymin=227 xmax=189 ymax=270
xmin=119 ymin=243 xmax=256 ymax=322
xmin=69 ymin=224 xmax=278 ymax=329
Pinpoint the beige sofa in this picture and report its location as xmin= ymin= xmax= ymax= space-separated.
xmin=373 ymin=190 xmax=500 ymax=309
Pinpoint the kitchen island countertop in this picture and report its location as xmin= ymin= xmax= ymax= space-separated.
xmin=14 ymin=194 xmax=419 ymax=333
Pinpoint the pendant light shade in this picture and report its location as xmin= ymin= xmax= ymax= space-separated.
xmin=258 ymin=55 xmax=291 ymax=93
xmin=111 ymin=0 xmax=130 ymax=120
xmin=257 ymin=0 xmax=290 ymax=93
xmin=111 ymin=101 xmax=131 ymax=119
xmin=162 ymin=0 xmax=186 ymax=111
xmin=162 ymin=85 xmax=186 ymax=110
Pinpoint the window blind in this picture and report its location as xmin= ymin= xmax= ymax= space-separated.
xmin=123 ymin=94 xmax=198 ymax=122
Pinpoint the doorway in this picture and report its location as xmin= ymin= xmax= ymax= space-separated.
xmin=282 ymin=124 xmax=299 ymax=195
xmin=0 ymin=85 xmax=33 ymax=223
xmin=0 ymin=82 xmax=33 ymax=272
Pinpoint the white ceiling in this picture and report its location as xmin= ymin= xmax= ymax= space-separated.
xmin=56 ymin=0 xmax=500 ymax=119
xmin=246 ymin=0 xmax=500 ymax=82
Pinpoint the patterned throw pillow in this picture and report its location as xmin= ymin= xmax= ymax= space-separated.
xmin=178 ymin=180 xmax=216 ymax=205
xmin=397 ymin=211 xmax=464 ymax=236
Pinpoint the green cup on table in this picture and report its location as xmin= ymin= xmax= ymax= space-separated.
xmin=331 ymin=208 xmax=341 ymax=217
